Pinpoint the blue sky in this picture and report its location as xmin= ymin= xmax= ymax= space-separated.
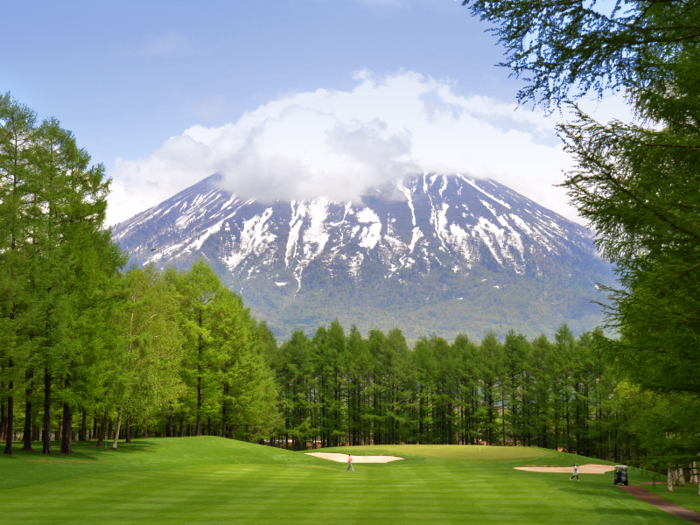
xmin=3 ymin=0 xmax=628 ymax=224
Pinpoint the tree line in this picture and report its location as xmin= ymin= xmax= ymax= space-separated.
xmin=270 ymin=323 xmax=622 ymax=454
xmin=269 ymin=320 xmax=698 ymax=475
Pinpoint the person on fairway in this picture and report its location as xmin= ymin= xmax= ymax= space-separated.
xmin=570 ymin=463 xmax=579 ymax=481
xmin=347 ymin=455 xmax=354 ymax=472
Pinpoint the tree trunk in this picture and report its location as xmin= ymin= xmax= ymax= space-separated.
xmin=125 ymin=415 xmax=132 ymax=443
xmin=3 ymin=363 xmax=14 ymax=455
xmin=167 ymin=412 xmax=173 ymax=438
xmin=103 ymin=410 xmax=109 ymax=441
xmin=196 ymin=375 xmax=202 ymax=436
xmin=0 ymin=397 xmax=5 ymax=443
xmin=22 ymin=367 xmax=33 ymax=451
xmin=80 ymin=409 xmax=87 ymax=441
xmin=668 ymin=467 xmax=674 ymax=493
xmin=222 ymin=384 xmax=227 ymax=438
xmin=111 ymin=407 xmax=123 ymax=450
xmin=501 ymin=390 xmax=506 ymax=446
xmin=42 ymin=368 xmax=52 ymax=455
xmin=60 ymin=395 xmax=72 ymax=454
xmin=196 ymin=310 xmax=203 ymax=436
xmin=97 ymin=409 xmax=108 ymax=447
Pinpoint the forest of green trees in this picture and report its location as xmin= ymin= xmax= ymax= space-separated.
xmin=272 ymin=323 xmax=624 ymax=456
xmin=0 ymin=94 xmax=280 ymax=456
xmin=2 ymin=0 xmax=700 ymax=493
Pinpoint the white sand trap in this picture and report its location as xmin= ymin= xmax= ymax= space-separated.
xmin=515 ymin=464 xmax=615 ymax=474
xmin=306 ymin=453 xmax=404 ymax=464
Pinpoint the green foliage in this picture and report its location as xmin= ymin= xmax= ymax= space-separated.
xmin=271 ymin=319 xmax=643 ymax=467
xmin=0 ymin=93 xmax=125 ymax=455
xmin=463 ymin=0 xmax=700 ymax=476
xmin=108 ymin=265 xmax=186 ymax=447
xmin=0 ymin=94 xmax=280 ymax=454
xmin=462 ymin=0 xmax=700 ymax=110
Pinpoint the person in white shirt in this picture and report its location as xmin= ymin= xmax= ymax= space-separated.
xmin=570 ymin=463 xmax=579 ymax=481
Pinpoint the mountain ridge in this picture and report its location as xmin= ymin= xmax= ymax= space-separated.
xmin=113 ymin=173 xmax=613 ymax=340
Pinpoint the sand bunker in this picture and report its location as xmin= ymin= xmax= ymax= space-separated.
xmin=515 ymin=464 xmax=615 ymax=474
xmin=306 ymin=453 xmax=404 ymax=464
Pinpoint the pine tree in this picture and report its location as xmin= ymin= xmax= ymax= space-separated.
xmin=219 ymin=291 xmax=280 ymax=442
xmin=172 ymin=260 xmax=224 ymax=437
xmin=278 ymin=330 xmax=314 ymax=449
xmin=503 ymin=330 xmax=530 ymax=446
xmin=0 ymin=94 xmax=37 ymax=455
xmin=478 ymin=332 xmax=503 ymax=446
xmin=345 ymin=326 xmax=372 ymax=446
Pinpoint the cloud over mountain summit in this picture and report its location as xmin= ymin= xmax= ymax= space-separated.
xmin=108 ymin=71 xmax=581 ymax=226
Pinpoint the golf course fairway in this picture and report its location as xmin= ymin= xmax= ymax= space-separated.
xmin=0 ymin=437 xmax=691 ymax=524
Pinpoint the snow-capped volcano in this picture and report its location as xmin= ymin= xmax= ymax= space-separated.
xmin=113 ymin=174 xmax=612 ymax=340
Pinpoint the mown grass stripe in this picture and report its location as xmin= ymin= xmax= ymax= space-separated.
xmin=0 ymin=438 xmax=689 ymax=524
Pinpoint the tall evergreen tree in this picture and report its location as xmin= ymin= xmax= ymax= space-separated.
xmin=477 ymin=331 xmax=503 ymax=445
xmin=1 ymin=96 xmax=122 ymax=455
xmin=0 ymin=94 xmax=37 ymax=455
xmin=173 ymin=260 xmax=224 ymax=437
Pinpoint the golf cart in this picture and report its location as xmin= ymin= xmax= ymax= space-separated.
xmin=614 ymin=465 xmax=628 ymax=486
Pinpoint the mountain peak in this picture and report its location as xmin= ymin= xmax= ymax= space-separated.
xmin=113 ymin=174 xmax=611 ymax=340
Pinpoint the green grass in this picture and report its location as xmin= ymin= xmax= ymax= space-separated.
xmin=0 ymin=438 xmax=690 ymax=524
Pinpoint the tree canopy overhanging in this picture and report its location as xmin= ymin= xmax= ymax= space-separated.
xmin=461 ymin=0 xmax=700 ymax=109
xmin=463 ymin=0 xmax=700 ymax=485
xmin=463 ymin=0 xmax=700 ymax=393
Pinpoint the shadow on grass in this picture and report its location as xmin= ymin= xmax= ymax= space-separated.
xmin=106 ymin=441 xmax=160 ymax=455
xmin=598 ymin=507 xmax=679 ymax=523
xmin=558 ymin=484 xmax=627 ymax=500
xmin=3 ymin=440 xmax=160 ymax=463
xmin=554 ymin=483 xmax=686 ymax=523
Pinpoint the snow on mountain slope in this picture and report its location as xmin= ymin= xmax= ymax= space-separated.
xmin=113 ymin=174 xmax=612 ymax=340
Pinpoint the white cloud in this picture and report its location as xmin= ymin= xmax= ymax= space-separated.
xmin=107 ymin=70 xmax=632 ymax=226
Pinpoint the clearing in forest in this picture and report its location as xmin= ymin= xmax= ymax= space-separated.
xmin=0 ymin=437 xmax=695 ymax=524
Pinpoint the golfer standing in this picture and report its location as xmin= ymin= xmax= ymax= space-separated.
xmin=570 ymin=463 xmax=579 ymax=481
xmin=347 ymin=454 xmax=354 ymax=472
